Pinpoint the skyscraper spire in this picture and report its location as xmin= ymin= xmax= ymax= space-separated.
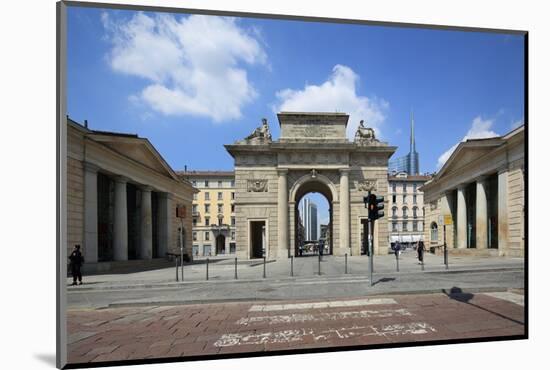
xmin=410 ymin=109 xmax=416 ymax=154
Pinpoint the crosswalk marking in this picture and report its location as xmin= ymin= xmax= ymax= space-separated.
xmin=249 ymin=298 xmax=397 ymax=312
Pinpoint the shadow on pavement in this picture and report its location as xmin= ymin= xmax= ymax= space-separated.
xmin=443 ymin=286 xmax=524 ymax=326
xmin=372 ymin=277 xmax=396 ymax=286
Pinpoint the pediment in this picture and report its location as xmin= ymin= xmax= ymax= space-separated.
xmin=438 ymin=140 xmax=502 ymax=179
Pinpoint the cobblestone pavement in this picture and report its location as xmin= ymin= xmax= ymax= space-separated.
xmin=67 ymin=289 xmax=525 ymax=365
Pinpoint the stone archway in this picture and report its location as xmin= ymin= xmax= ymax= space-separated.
xmin=289 ymin=173 xmax=338 ymax=257
xmin=225 ymin=112 xmax=396 ymax=260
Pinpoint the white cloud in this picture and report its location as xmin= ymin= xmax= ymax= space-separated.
xmin=274 ymin=65 xmax=389 ymax=139
xmin=437 ymin=116 xmax=499 ymax=169
xmin=102 ymin=12 xmax=266 ymax=122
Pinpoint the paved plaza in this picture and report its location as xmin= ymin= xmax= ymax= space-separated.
xmin=67 ymin=289 xmax=525 ymax=364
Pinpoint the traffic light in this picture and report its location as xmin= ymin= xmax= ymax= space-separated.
xmin=364 ymin=193 xmax=385 ymax=220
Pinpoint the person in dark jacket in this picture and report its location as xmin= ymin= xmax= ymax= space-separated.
xmin=69 ymin=245 xmax=84 ymax=285
xmin=417 ymin=240 xmax=425 ymax=264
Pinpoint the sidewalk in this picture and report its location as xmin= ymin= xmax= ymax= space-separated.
xmin=67 ymin=252 xmax=524 ymax=291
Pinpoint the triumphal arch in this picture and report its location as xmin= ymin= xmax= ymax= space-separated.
xmin=225 ymin=112 xmax=396 ymax=260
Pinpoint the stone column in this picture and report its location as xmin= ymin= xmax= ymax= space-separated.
xmin=113 ymin=177 xmax=128 ymax=261
xmin=83 ymin=163 xmax=99 ymax=263
xmin=277 ymin=169 xmax=289 ymax=257
xmin=157 ymin=192 xmax=173 ymax=258
xmin=339 ymin=168 xmax=350 ymax=251
xmin=140 ymin=186 xmax=153 ymax=260
xmin=456 ymin=185 xmax=467 ymax=249
xmin=476 ymin=178 xmax=488 ymax=249
xmin=498 ymin=169 xmax=509 ymax=252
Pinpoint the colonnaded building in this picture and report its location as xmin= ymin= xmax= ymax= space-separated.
xmin=422 ymin=125 xmax=525 ymax=257
xmin=224 ymin=112 xmax=396 ymax=260
xmin=66 ymin=118 xmax=196 ymax=271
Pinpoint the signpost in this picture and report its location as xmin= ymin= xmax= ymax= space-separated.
xmin=443 ymin=214 xmax=452 ymax=270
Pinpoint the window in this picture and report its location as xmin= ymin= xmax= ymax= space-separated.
xmin=231 ymin=217 xmax=236 ymax=226
xmin=193 ymin=193 xmax=197 ymax=200
xmin=392 ymin=183 xmax=396 ymax=193
xmin=413 ymin=207 xmax=418 ymax=218
xmin=392 ymin=222 xmax=398 ymax=232
xmin=413 ymin=221 xmax=418 ymax=231
xmin=402 ymin=206 xmax=408 ymax=218
xmin=218 ymin=217 xmax=223 ymax=225
xmin=392 ymin=194 xmax=396 ymax=203
xmin=403 ymin=221 xmax=408 ymax=231
xmin=218 ymin=192 xmax=223 ymax=200
xmin=205 ymin=180 xmax=209 ymax=188
xmin=192 ymin=232 xmax=197 ymax=241
xmin=204 ymin=231 xmax=210 ymax=241
xmin=218 ymin=180 xmax=222 ymax=188
xmin=413 ymin=183 xmax=417 ymax=193
xmin=192 ymin=204 xmax=198 ymax=213
xmin=192 ymin=181 xmax=197 ymax=187
xmin=205 ymin=217 xmax=210 ymax=226
xmin=217 ymin=204 xmax=223 ymax=213
xmin=431 ymin=222 xmax=438 ymax=242
xmin=192 ymin=218 xmax=197 ymax=227
xmin=231 ymin=204 xmax=235 ymax=213
xmin=231 ymin=231 xmax=235 ymax=240
xmin=205 ymin=204 xmax=210 ymax=213
xmin=231 ymin=192 xmax=235 ymax=200
xmin=204 ymin=192 xmax=210 ymax=201
xmin=392 ymin=206 xmax=397 ymax=218
xmin=402 ymin=183 xmax=407 ymax=193
xmin=403 ymin=194 xmax=407 ymax=203
xmin=413 ymin=195 xmax=417 ymax=204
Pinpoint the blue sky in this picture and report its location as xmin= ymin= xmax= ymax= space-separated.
xmin=67 ymin=6 xmax=525 ymax=228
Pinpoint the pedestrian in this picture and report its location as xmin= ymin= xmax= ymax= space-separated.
xmin=394 ymin=242 xmax=401 ymax=258
xmin=417 ymin=240 xmax=425 ymax=264
xmin=69 ymin=244 xmax=84 ymax=285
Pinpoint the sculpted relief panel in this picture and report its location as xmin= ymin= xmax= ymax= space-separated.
xmin=247 ymin=179 xmax=268 ymax=192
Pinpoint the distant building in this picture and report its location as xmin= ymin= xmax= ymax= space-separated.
xmin=320 ymin=223 xmax=331 ymax=250
xmin=422 ymin=126 xmax=524 ymax=257
xmin=301 ymin=198 xmax=318 ymax=241
xmin=389 ymin=112 xmax=420 ymax=175
xmin=178 ymin=171 xmax=236 ymax=257
xmin=387 ymin=172 xmax=432 ymax=248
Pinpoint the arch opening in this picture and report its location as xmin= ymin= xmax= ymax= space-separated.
xmin=294 ymin=179 xmax=333 ymax=257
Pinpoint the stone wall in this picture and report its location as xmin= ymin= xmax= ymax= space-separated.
xmin=171 ymin=195 xmax=193 ymax=258
xmin=506 ymin=159 xmax=524 ymax=257
xmin=67 ymin=127 xmax=85 ymax=257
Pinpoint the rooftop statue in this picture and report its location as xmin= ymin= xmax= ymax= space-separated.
xmin=243 ymin=118 xmax=272 ymax=143
xmin=355 ymin=120 xmax=378 ymax=144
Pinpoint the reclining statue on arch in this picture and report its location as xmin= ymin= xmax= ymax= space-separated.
xmin=244 ymin=118 xmax=272 ymax=143
xmin=354 ymin=120 xmax=379 ymax=144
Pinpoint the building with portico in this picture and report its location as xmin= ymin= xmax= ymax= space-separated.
xmin=66 ymin=118 xmax=196 ymax=271
xmin=421 ymin=125 xmax=525 ymax=257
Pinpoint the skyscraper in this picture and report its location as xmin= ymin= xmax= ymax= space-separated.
xmin=301 ymin=198 xmax=318 ymax=241
xmin=389 ymin=111 xmax=420 ymax=175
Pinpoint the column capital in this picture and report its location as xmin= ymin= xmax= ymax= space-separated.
xmin=339 ymin=168 xmax=350 ymax=175
xmin=158 ymin=192 xmax=174 ymax=200
xmin=497 ymin=167 xmax=509 ymax=175
xmin=114 ymin=175 xmax=129 ymax=184
xmin=140 ymin=185 xmax=154 ymax=192
xmin=84 ymin=162 xmax=100 ymax=173
xmin=277 ymin=168 xmax=289 ymax=175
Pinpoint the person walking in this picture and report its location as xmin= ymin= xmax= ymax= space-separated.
xmin=69 ymin=244 xmax=84 ymax=285
xmin=417 ymin=240 xmax=425 ymax=264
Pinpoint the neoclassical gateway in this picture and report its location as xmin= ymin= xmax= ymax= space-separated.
xmin=225 ymin=112 xmax=396 ymax=259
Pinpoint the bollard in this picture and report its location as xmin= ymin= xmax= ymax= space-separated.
xmin=234 ymin=257 xmax=238 ymax=279
xmin=290 ymin=256 xmax=294 ymax=277
xmin=318 ymin=253 xmax=321 ymax=275
xmin=345 ymin=253 xmax=348 ymax=274
xmin=444 ymin=248 xmax=449 ymax=270
xmin=396 ymin=253 xmax=400 ymax=272
xmin=206 ymin=258 xmax=209 ymax=280
xmin=181 ymin=257 xmax=184 ymax=282
xmin=175 ymin=256 xmax=179 ymax=282
xmin=263 ymin=257 xmax=266 ymax=278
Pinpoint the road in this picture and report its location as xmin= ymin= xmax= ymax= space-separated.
xmin=67 ymin=290 xmax=525 ymax=365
